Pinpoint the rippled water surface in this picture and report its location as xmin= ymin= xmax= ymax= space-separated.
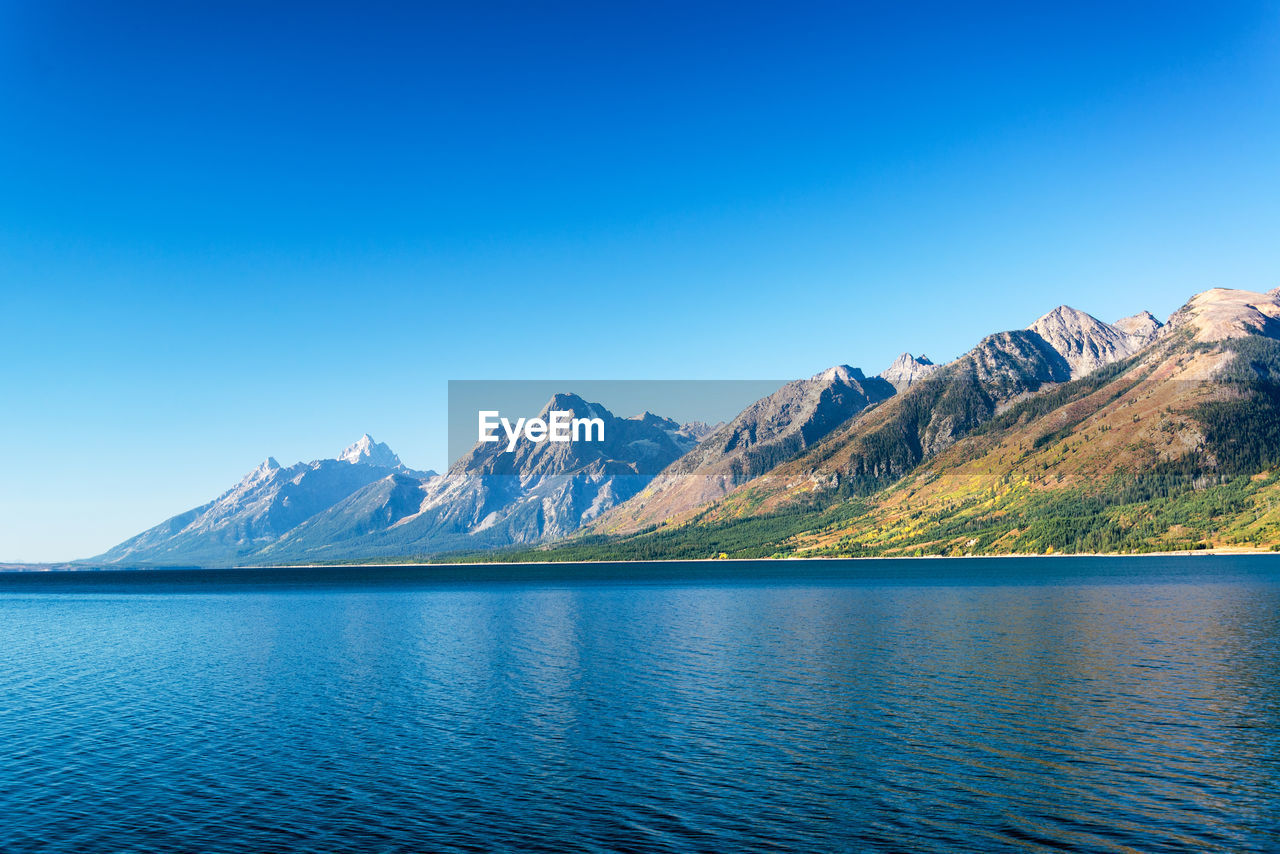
xmin=3 ymin=557 xmax=1280 ymax=852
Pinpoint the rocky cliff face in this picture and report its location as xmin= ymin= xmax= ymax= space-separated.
xmin=683 ymin=366 xmax=894 ymax=467
xmin=880 ymin=353 xmax=938 ymax=392
xmin=962 ymin=329 xmax=1071 ymax=394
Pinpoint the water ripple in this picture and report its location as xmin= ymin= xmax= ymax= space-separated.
xmin=1 ymin=560 xmax=1279 ymax=852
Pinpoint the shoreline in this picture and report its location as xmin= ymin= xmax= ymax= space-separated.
xmin=4 ymin=547 xmax=1278 ymax=573
xmin=261 ymin=547 xmax=1279 ymax=569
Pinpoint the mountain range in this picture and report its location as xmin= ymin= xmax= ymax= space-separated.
xmin=96 ymin=397 xmax=710 ymax=566
xmin=89 ymin=286 xmax=1280 ymax=565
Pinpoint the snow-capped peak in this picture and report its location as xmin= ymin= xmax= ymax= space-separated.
xmin=338 ymin=434 xmax=402 ymax=468
xmin=238 ymin=456 xmax=282 ymax=487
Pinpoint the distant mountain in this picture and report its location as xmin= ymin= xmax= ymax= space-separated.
xmin=92 ymin=397 xmax=705 ymax=566
xmin=93 ymin=438 xmax=430 ymax=566
xmin=337 ymin=433 xmax=403 ymax=468
xmin=453 ymin=394 xmax=696 ymax=480
xmin=591 ymin=365 xmax=894 ymax=534
xmin=261 ymin=394 xmax=706 ymax=561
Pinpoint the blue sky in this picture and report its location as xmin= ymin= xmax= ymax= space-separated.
xmin=2 ymin=1 xmax=1279 ymax=561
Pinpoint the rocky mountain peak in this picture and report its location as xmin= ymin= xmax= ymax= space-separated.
xmin=338 ymin=434 xmax=402 ymax=468
xmin=879 ymin=352 xmax=937 ymax=392
xmin=629 ymin=410 xmax=681 ymax=430
xmin=1032 ymin=305 xmax=1095 ymax=331
xmin=818 ymin=364 xmax=866 ymax=384
xmin=1029 ymin=306 xmax=1140 ymax=379
xmin=239 ymin=456 xmax=283 ymax=488
xmin=1113 ymin=310 xmax=1163 ymax=342
xmin=537 ymin=392 xmax=603 ymax=419
xmin=677 ymin=421 xmax=719 ymax=442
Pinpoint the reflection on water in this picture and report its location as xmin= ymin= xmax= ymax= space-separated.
xmin=1 ymin=557 xmax=1279 ymax=852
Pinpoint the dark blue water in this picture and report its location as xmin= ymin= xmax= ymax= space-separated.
xmin=3 ymin=557 xmax=1279 ymax=853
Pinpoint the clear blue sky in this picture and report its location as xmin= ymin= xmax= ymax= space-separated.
xmin=2 ymin=2 xmax=1279 ymax=561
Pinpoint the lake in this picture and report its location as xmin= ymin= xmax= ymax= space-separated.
xmin=2 ymin=557 xmax=1278 ymax=852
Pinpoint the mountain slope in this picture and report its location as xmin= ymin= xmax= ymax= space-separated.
xmin=725 ymin=328 xmax=1073 ymax=505
xmin=1165 ymin=287 xmax=1280 ymax=341
xmin=781 ymin=326 xmax=1261 ymax=557
xmin=587 ymin=366 xmax=894 ymax=535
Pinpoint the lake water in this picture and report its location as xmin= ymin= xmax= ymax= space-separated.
xmin=2 ymin=557 xmax=1279 ymax=852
